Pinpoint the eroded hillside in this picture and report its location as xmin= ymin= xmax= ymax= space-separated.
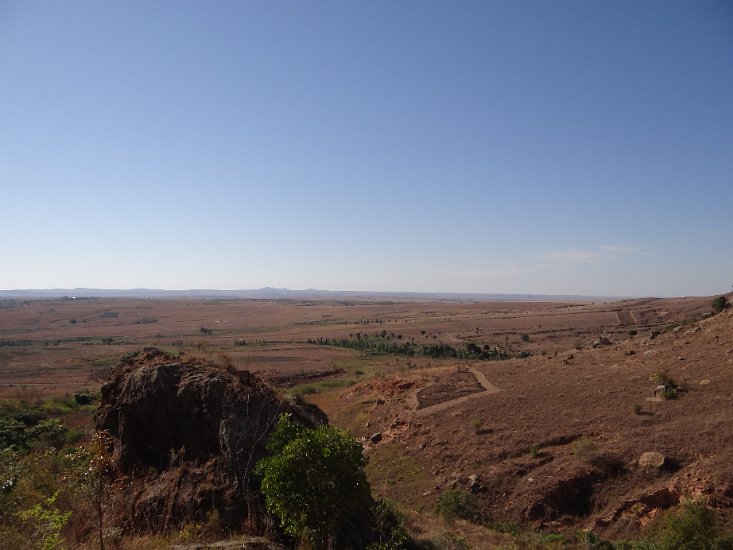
xmin=315 ymin=302 xmax=733 ymax=542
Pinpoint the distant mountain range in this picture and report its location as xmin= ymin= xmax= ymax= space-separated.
xmin=0 ymin=287 xmax=620 ymax=302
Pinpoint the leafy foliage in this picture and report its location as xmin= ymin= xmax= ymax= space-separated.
xmin=0 ymin=398 xmax=84 ymax=451
xmin=16 ymin=492 xmax=70 ymax=550
xmin=256 ymin=414 xmax=370 ymax=547
xmin=653 ymin=501 xmax=733 ymax=550
xmin=367 ymin=499 xmax=409 ymax=550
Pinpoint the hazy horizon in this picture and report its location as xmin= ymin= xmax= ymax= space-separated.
xmin=0 ymin=285 xmax=718 ymax=301
xmin=2 ymin=2 xmax=732 ymax=296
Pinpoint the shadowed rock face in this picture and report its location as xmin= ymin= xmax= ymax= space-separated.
xmin=95 ymin=349 xmax=326 ymax=532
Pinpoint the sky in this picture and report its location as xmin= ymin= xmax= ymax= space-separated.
xmin=1 ymin=1 xmax=732 ymax=297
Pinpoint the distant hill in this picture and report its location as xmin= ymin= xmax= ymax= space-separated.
xmin=0 ymin=287 xmax=620 ymax=302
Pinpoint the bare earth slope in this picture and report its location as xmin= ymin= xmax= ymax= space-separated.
xmin=322 ymin=306 xmax=733 ymax=540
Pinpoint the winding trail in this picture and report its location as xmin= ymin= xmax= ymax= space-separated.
xmin=414 ymin=367 xmax=500 ymax=417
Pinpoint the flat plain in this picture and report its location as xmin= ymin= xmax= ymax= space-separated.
xmin=0 ymin=295 xmax=710 ymax=398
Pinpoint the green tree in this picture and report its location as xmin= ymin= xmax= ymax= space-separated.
xmin=256 ymin=414 xmax=370 ymax=548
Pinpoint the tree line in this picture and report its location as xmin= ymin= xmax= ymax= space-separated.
xmin=306 ymin=336 xmax=513 ymax=360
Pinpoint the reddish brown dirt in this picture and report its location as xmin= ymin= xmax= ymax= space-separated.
xmin=1 ymin=294 xmax=728 ymax=541
xmin=315 ymin=301 xmax=733 ymax=540
xmin=416 ymin=369 xmax=485 ymax=409
xmin=0 ymin=295 xmax=711 ymax=398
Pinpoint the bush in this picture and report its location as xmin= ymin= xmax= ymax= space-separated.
xmin=256 ymin=414 xmax=370 ymax=547
xmin=576 ymin=530 xmax=614 ymax=549
xmin=435 ymin=488 xmax=480 ymax=524
xmin=654 ymin=501 xmax=733 ymax=550
xmin=572 ymin=436 xmax=596 ymax=459
xmin=16 ymin=492 xmax=70 ymax=550
xmin=654 ymin=371 xmax=679 ymax=400
xmin=659 ymin=387 xmax=678 ymax=400
xmin=712 ymin=296 xmax=728 ymax=314
xmin=529 ymin=443 xmax=539 ymax=458
xmin=73 ymin=391 xmax=93 ymax=405
xmin=368 ymin=499 xmax=409 ymax=550
xmin=426 ymin=529 xmax=471 ymax=550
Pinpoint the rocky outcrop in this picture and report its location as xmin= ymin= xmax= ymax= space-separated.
xmin=639 ymin=452 xmax=667 ymax=470
xmin=95 ymin=348 xmax=326 ymax=533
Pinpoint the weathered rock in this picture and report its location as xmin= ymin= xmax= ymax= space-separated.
xmin=650 ymin=330 xmax=663 ymax=340
xmin=370 ymin=432 xmax=383 ymax=444
xmin=467 ymin=474 xmax=482 ymax=493
xmin=639 ymin=451 xmax=667 ymax=469
xmin=595 ymin=486 xmax=680 ymax=528
xmin=592 ymin=336 xmax=612 ymax=348
xmin=95 ymin=349 xmax=326 ymax=533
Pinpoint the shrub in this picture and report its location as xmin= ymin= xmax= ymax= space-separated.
xmin=572 ymin=436 xmax=596 ymax=459
xmin=73 ymin=391 xmax=93 ymax=405
xmin=529 ymin=443 xmax=539 ymax=458
xmin=488 ymin=520 xmax=519 ymax=535
xmin=659 ymin=387 xmax=678 ymax=400
xmin=712 ymin=296 xmax=728 ymax=314
xmin=576 ymin=530 xmax=615 ymax=549
xmin=0 ymin=417 xmax=27 ymax=449
xmin=256 ymin=414 xmax=369 ymax=547
xmin=16 ymin=492 xmax=70 ymax=550
xmin=654 ymin=371 xmax=679 ymax=400
xmin=653 ymin=501 xmax=733 ymax=550
xmin=435 ymin=488 xmax=480 ymax=524
xmin=28 ymin=418 xmax=77 ymax=449
xmin=368 ymin=499 xmax=409 ymax=550
xmin=426 ymin=529 xmax=471 ymax=550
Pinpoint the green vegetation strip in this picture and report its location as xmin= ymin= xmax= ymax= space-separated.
xmin=307 ymin=335 xmax=513 ymax=360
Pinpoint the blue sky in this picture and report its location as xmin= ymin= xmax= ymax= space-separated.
xmin=1 ymin=1 xmax=731 ymax=296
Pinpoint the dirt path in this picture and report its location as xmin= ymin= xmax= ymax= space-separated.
xmin=414 ymin=367 xmax=500 ymax=417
